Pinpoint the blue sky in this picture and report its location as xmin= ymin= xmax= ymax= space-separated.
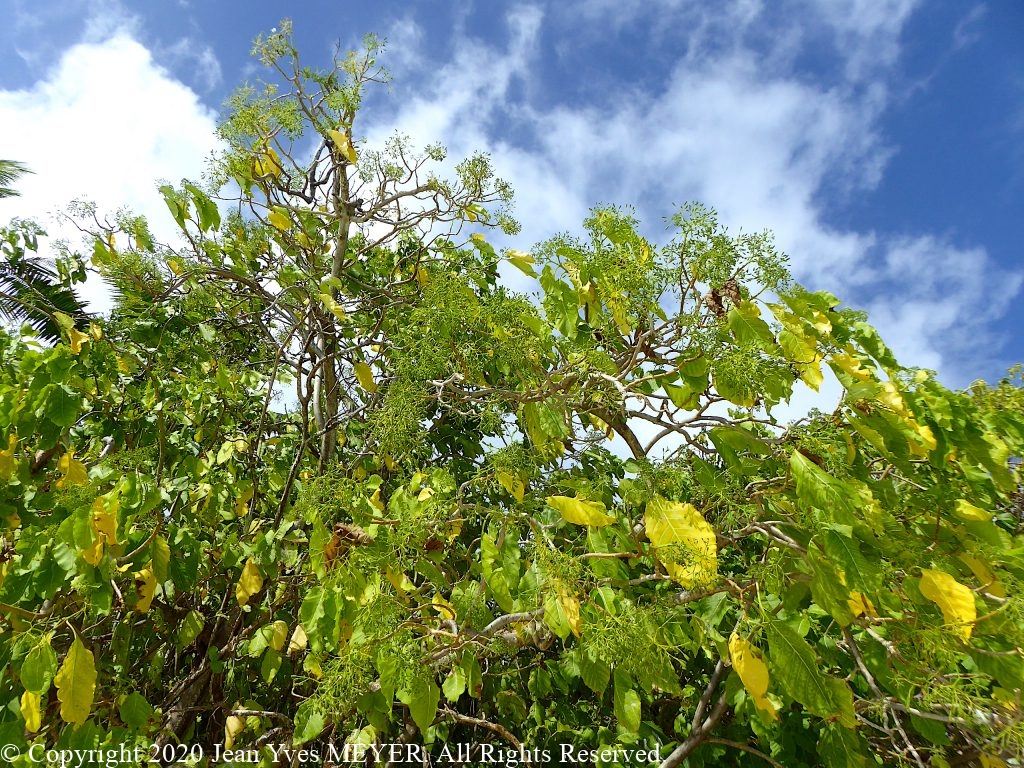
xmin=1 ymin=0 xmax=1021 ymax=389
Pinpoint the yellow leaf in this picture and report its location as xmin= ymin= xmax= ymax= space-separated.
xmin=318 ymin=292 xmax=348 ymax=321
xmin=496 ymin=471 xmax=525 ymax=503
xmin=369 ymin=487 xmax=384 ymax=511
xmin=980 ymin=754 xmax=1007 ymax=768
xmin=254 ymin=146 xmax=282 ymax=178
xmin=954 ymin=499 xmax=990 ymax=522
xmin=847 ymin=591 xmax=877 ymax=618
xmin=385 ymin=566 xmax=415 ymax=596
xmin=84 ymin=493 xmax=118 ymax=565
xmin=89 ymin=322 xmax=103 ymax=340
xmin=729 ymin=633 xmax=778 ymax=720
xmin=506 ymin=250 xmax=536 ymax=276
xmin=288 ymin=624 xmax=308 ymax=655
xmin=21 ymin=690 xmax=41 ymax=732
xmin=68 ymin=327 xmax=90 ymax=355
xmin=958 ymin=553 xmax=1005 ymax=598
xmin=56 ymin=449 xmax=89 ymax=489
xmin=235 ymin=558 xmax=264 ymax=606
xmin=546 ymin=495 xmax=616 ymax=527
xmin=134 ymin=565 xmax=157 ymax=612
xmin=417 ymin=486 xmax=434 ymax=502
xmin=470 ymin=233 xmax=486 ymax=244
xmin=644 ymin=495 xmax=717 ymax=588
xmin=327 ymin=129 xmax=357 ymax=164
xmin=55 ymin=636 xmax=96 ymax=726
xmin=269 ymin=620 xmax=289 ymax=652
xmin=354 ymin=362 xmax=377 ymax=393
xmin=224 ymin=709 xmax=245 ymax=750
xmin=234 ymin=486 xmax=254 ymax=517
xmin=268 ymin=208 xmax=291 ymax=231
xmin=919 ymin=568 xmax=976 ymax=641
xmin=556 ymin=583 xmax=582 ymax=637
xmin=167 ymin=258 xmax=184 ymax=276
xmin=831 ymin=352 xmax=873 ymax=382
xmin=415 ymin=266 xmax=429 ymax=288
xmin=0 ymin=432 xmax=18 ymax=480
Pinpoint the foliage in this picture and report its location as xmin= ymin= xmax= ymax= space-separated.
xmin=1 ymin=24 xmax=1023 ymax=768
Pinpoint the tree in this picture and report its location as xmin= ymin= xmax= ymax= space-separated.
xmin=1 ymin=24 xmax=1022 ymax=768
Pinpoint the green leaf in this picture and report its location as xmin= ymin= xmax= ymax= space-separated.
xmin=54 ymin=636 xmax=97 ymax=726
xmin=766 ymin=622 xmax=855 ymax=727
xmin=20 ymin=642 xmax=58 ymax=695
xmin=442 ymin=666 xmax=467 ymax=702
xmin=580 ymin=650 xmax=610 ymax=694
xmin=790 ymin=451 xmax=859 ymax=525
xmin=119 ymin=692 xmax=153 ymax=728
xmin=151 ymin=535 xmax=171 ymax=584
xmin=293 ymin=701 xmax=325 ymax=746
xmin=613 ymin=669 xmax=641 ymax=733
xmin=401 ymin=678 xmax=440 ymax=734
xmin=481 ymin=535 xmax=515 ymax=612
xmin=728 ymin=301 xmax=776 ymax=349
xmin=177 ymin=610 xmax=204 ymax=648
xmin=821 ymin=527 xmax=880 ymax=593
xmin=818 ymin=723 xmax=871 ymax=768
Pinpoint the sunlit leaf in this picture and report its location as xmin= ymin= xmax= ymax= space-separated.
xmin=235 ymin=559 xmax=264 ymax=607
xmin=644 ymin=495 xmax=717 ymax=588
xmin=56 ymin=449 xmax=89 ymax=489
xmin=729 ymin=633 xmax=779 ymax=720
xmin=54 ymin=636 xmax=96 ymax=726
xmin=547 ymin=495 xmax=616 ymax=527
xmin=919 ymin=568 xmax=976 ymax=641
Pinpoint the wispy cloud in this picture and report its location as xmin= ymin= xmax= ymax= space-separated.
xmin=360 ymin=2 xmax=1017 ymax=384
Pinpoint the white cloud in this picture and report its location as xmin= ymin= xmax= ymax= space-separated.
xmin=0 ymin=32 xmax=221 ymax=311
xmin=360 ymin=2 xmax=1018 ymax=386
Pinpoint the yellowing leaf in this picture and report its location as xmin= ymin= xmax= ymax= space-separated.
xmin=0 ymin=432 xmax=18 ymax=480
xmin=958 ymin=553 xmax=1005 ymax=598
xmin=269 ymin=620 xmax=289 ymax=652
xmin=167 ymin=258 xmax=185 ymax=276
xmin=224 ymin=710 xmax=245 ymax=750
xmin=919 ymin=568 xmax=976 ymax=641
xmin=979 ymin=754 xmax=1008 ymax=768
xmin=235 ymin=559 xmax=264 ymax=607
xmin=556 ymin=583 xmax=582 ymax=637
xmin=318 ymin=292 xmax=348 ymax=321
xmin=847 ymin=591 xmax=877 ymax=618
xmin=547 ymin=495 xmax=616 ymax=527
xmin=831 ymin=352 xmax=873 ymax=382
xmin=496 ymin=470 xmax=525 ymax=503
xmin=729 ymin=633 xmax=779 ymax=720
xmin=134 ymin=565 xmax=157 ymax=612
xmin=21 ymin=690 xmax=41 ymax=732
xmin=254 ymin=146 xmax=282 ymax=178
xmin=288 ymin=624 xmax=308 ymax=655
xmin=506 ymin=250 xmax=537 ymax=276
xmin=68 ymin=327 xmax=90 ymax=355
xmin=56 ymin=449 xmax=89 ymax=489
xmin=644 ymin=495 xmax=717 ymax=588
xmin=234 ymin=486 xmax=254 ymax=517
xmin=354 ymin=362 xmax=377 ymax=393
xmin=55 ymin=637 xmax=96 ymax=726
xmin=369 ymin=487 xmax=384 ymax=511
xmin=84 ymin=493 xmax=119 ymax=565
xmin=89 ymin=322 xmax=103 ymax=340
xmin=327 ymin=129 xmax=358 ymax=164
xmin=954 ymin=499 xmax=990 ymax=522
xmin=268 ymin=208 xmax=291 ymax=231
xmin=415 ymin=266 xmax=429 ymax=288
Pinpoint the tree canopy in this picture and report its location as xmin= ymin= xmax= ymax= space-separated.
xmin=1 ymin=23 xmax=1023 ymax=768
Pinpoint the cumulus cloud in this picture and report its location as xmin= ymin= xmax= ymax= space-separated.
xmin=0 ymin=31 xmax=221 ymax=311
xmin=360 ymin=2 xmax=1018 ymax=385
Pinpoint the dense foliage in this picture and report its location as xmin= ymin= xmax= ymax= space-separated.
xmin=2 ymin=24 xmax=1023 ymax=768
